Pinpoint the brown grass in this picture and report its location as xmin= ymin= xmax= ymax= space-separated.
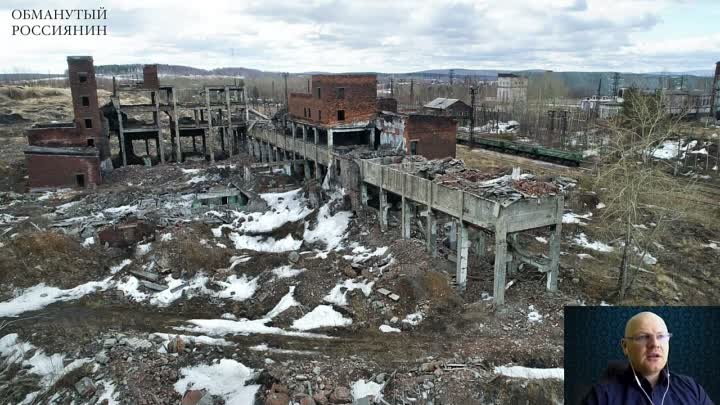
xmin=0 ymin=231 xmax=107 ymax=289
xmin=0 ymin=86 xmax=66 ymax=101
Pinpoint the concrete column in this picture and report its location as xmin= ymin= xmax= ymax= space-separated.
xmin=448 ymin=221 xmax=457 ymax=250
xmin=171 ymin=89 xmax=182 ymax=162
xmin=401 ymin=198 xmax=412 ymax=239
xmin=379 ymin=189 xmax=388 ymax=232
xmin=426 ymin=208 xmax=437 ymax=257
xmin=302 ymin=125 xmax=308 ymax=177
xmin=367 ymin=128 xmax=375 ymax=148
xmin=507 ymin=254 xmax=518 ymax=278
xmin=360 ymin=183 xmax=369 ymax=206
xmin=313 ymin=127 xmax=320 ymax=179
xmin=225 ymin=86 xmax=233 ymax=155
xmin=154 ymin=91 xmax=165 ymax=164
xmin=313 ymin=127 xmax=319 ymax=144
xmin=456 ymin=222 xmax=469 ymax=291
xmin=205 ymin=90 xmax=215 ymax=163
xmin=290 ymin=122 xmax=296 ymax=163
xmin=548 ymin=224 xmax=561 ymax=291
xmin=115 ymin=99 xmax=127 ymax=167
xmin=475 ymin=232 xmax=486 ymax=258
xmin=493 ymin=221 xmax=508 ymax=306
xmin=547 ymin=197 xmax=563 ymax=292
xmin=304 ymin=160 xmax=311 ymax=180
xmin=327 ymin=129 xmax=334 ymax=161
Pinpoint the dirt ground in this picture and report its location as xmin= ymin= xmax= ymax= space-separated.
xmin=0 ymin=86 xmax=718 ymax=405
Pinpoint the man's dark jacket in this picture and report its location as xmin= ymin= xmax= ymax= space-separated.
xmin=582 ymin=363 xmax=714 ymax=405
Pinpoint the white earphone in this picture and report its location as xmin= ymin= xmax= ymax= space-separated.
xmin=629 ymin=362 xmax=670 ymax=405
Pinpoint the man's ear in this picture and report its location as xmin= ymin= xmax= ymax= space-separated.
xmin=620 ymin=339 xmax=628 ymax=357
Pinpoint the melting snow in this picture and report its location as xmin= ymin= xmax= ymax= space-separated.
xmin=379 ymin=324 xmax=401 ymax=333
xmin=0 ymin=278 xmax=113 ymax=317
xmin=324 ymin=279 xmax=374 ymax=306
xmin=495 ymin=365 xmax=564 ymax=380
xmin=292 ymin=305 xmax=353 ymax=331
xmin=527 ymin=305 xmax=543 ymax=323
xmin=563 ymin=212 xmax=592 ymax=224
xmin=573 ymin=233 xmax=614 ymax=252
xmin=271 ymin=265 xmax=306 ymax=279
xmin=213 ymin=275 xmax=258 ymax=301
xmin=304 ymin=191 xmax=352 ymax=250
xmin=174 ymin=359 xmax=260 ymax=405
xmin=352 ymin=379 xmax=385 ymax=402
xmin=0 ymin=213 xmax=29 ymax=225
xmin=110 ymin=259 xmax=132 ymax=274
xmin=0 ymin=334 xmax=92 ymax=403
xmin=535 ymin=237 xmax=548 ymax=244
xmin=229 ymin=233 xmax=302 ymax=253
xmin=103 ymin=205 xmax=138 ymax=216
xmin=264 ymin=286 xmax=299 ymax=319
xmin=402 ymin=312 xmax=424 ymax=325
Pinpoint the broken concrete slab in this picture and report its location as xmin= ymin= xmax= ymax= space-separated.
xmin=139 ymin=280 xmax=168 ymax=292
xmin=128 ymin=268 xmax=160 ymax=282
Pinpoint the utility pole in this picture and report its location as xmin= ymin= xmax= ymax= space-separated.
xmin=612 ymin=72 xmax=620 ymax=97
xmin=470 ymin=86 xmax=478 ymax=146
xmin=410 ymin=79 xmax=414 ymax=105
xmin=283 ymin=72 xmax=289 ymax=128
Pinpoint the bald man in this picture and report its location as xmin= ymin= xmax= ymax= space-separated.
xmin=581 ymin=311 xmax=714 ymax=405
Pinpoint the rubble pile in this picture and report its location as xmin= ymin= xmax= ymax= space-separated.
xmin=397 ymin=156 xmax=575 ymax=201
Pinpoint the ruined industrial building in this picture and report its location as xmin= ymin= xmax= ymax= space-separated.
xmin=1 ymin=52 xmax=719 ymax=405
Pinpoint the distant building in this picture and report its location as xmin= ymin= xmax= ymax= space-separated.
xmin=422 ymin=98 xmax=472 ymax=119
xmin=497 ymin=73 xmax=528 ymax=104
xmin=580 ymin=87 xmax=713 ymax=119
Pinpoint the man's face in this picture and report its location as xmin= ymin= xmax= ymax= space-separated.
xmin=622 ymin=313 xmax=670 ymax=378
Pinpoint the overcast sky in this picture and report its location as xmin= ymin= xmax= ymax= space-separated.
xmin=2 ymin=0 xmax=719 ymax=74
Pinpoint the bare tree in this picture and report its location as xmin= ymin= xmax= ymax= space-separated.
xmin=595 ymin=88 xmax=693 ymax=299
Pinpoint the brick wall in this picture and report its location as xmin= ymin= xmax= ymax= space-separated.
xmin=143 ymin=65 xmax=160 ymax=89
xmin=27 ymin=127 xmax=86 ymax=147
xmin=289 ymin=74 xmax=377 ymax=126
xmin=376 ymin=97 xmax=398 ymax=113
xmin=404 ymin=115 xmax=457 ymax=159
xmin=67 ymin=56 xmax=109 ymax=159
xmin=26 ymin=153 xmax=101 ymax=189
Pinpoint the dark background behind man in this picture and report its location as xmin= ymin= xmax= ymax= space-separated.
xmin=564 ymin=306 xmax=720 ymax=405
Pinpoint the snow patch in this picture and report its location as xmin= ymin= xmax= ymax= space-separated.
xmin=563 ymin=212 xmax=592 ymax=224
xmin=351 ymin=379 xmax=385 ymax=402
xmin=495 ymin=365 xmax=564 ymax=380
xmin=324 ymin=279 xmax=374 ymax=306
xmin=573 ymin=233 xmax=614 ymax=252
xmin=292 ymin=305 xmax=352 ymax=331
xmin=379 ymin=324 xmax=401 ymax=333
xmin=527 ymin=305 xmax=543 ymax=323
xmin=174 ymin=359 xmax=260 ymax=405
xmin=271 ymin=265 xmax=306 ymax=279
xmin=0 ymin=278 xmax=113 ymax=317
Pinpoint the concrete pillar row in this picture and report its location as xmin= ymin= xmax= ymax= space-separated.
xmin=360 ymin=183 xmax=369 ymax=206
